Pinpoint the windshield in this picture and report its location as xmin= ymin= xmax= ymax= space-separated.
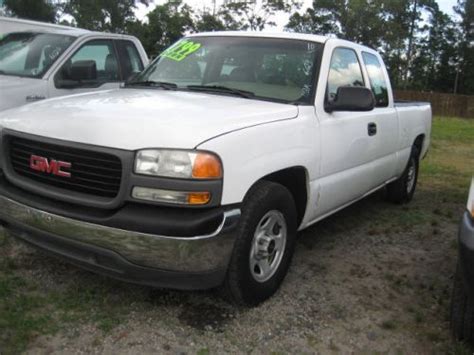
xmin=0 ymin=32 xmax=76 ymax=78
xmin=131 ymin=36 xmax=323 ymax=104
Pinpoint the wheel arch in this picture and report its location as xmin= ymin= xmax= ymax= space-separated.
xmin=245 ymin=166 xmax=309 ymax=228
xmin=413 ymin=134 xmax=425 ymax=156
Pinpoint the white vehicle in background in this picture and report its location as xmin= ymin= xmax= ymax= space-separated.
xmin=0 ymin=16 xmax=148 ymax=111
xmin=451 ymin=178 xmax=474 ymax=343
xmin=0 ymin=16 xmax=78 ymax=36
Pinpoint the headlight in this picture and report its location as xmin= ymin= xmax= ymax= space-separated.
xmin=468 ymin=177 xmax=474 ymax=218
xmin=134 ymin=149 xmax=222 ymax=179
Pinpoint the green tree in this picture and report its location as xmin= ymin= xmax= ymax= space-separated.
xmin=194 ymin=12 xmax=226 ymax=32
xmin=285 ymin=7 xmax=338 ymax=34
xmin=63 ymin=0 xmax=149 ymax=33
xmin=378 ymin=0 xmax=413 ymax=88
xmin=126 ymin=0 xmax=194 ymax=57
xmin=454 ymin=0 xmax=474 ymax=94
xmin=400 ymin=0 xmax=438 ymax=88
xmin=410 ymin=2 xmax=459 ymax=92
xmin=220 ymin=0 xmax=300 ymax=31
xmin=4 ymin=0 xmax=58 ymax=22
xmin=285 ymin=0 xmax=386 ymax=48
xmin=285 ymin=0 xmax=458 ymax=91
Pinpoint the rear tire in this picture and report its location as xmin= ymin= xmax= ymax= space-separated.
xmin=451 ymin=263 xmax=474 ymax=343
xmin=386 ymin=146 xmax=419 ymax=204
xmin=221 ymin=181 xmax=297 ymax=306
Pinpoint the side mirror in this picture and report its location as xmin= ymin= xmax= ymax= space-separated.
xmin=56 ymin=60 xmax=97 ymax=89
xmin=69 ymin=60 xmax=97 ymax=81
xmin=325 ymin=86 xmax=375 ymax=113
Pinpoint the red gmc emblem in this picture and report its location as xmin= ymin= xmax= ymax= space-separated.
xmin=29 ymin=155 xmax=72 ymax=178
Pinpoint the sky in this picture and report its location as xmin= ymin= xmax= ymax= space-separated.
xmin=135 ymin=0 xmax=459 ymax=31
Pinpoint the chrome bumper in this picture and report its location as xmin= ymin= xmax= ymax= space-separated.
xmin=0 ymin=195 xmax=241 ymax=273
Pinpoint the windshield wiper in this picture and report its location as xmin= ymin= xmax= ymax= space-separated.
xmin=124 ymin=80 xmax=177 ymax=90
xmin=186 ymin=85 xmax=255 ymax=99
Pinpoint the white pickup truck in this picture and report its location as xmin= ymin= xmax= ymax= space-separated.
xmin=0 ymin=17 xmax=148 ymax=111
xmin=0 ymin=32 xmax=431 ymax=305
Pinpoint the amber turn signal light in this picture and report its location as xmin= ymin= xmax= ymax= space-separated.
xmin=188 ymin=192 xmax=211 ymax=205
xmin=192 ymin=153 xmax=222 ymax=179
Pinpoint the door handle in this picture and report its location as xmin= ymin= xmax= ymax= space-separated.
xmin=368 ymin=122 xmax=377 ymax=136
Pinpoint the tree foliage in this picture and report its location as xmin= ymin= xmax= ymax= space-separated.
xmin=62 ymin=0 xmax=149 ymax=33
xmin=286 ymin=0 xmax=473 ymax=94
xmin=454 ymin=0 xmax=474 ymax=94
xmin=218 ymin=0 xmax=300 ymax=31
xmin=138 ymin=0 xmax=194 ymax=54
xmin=4 ymin=0 xmax=58 ymax=23
xmin=2 ymin=0 xmax=473 ymax=94
xmin=194 ymin=13 xmax=226 ymax=32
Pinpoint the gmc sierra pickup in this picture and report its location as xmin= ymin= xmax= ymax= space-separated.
xmin=0 ymin=32 xmax=431 ymax=305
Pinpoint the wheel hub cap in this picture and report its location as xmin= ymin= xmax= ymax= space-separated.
xmin=249 ymin=210 xmax=287 ymax=283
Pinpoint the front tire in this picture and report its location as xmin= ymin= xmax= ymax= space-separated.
xmin=386 ymin=146 xmax=420 ymax=204
xmin=222 ymin=181 xmax=297 ymax=306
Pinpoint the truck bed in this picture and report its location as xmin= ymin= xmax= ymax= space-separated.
xmin=394 ymin=101 xmax=431 ymax=107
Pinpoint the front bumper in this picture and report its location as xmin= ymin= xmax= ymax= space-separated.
xmin=458 ymin=211 xmax=474 ymax=295
xmin=0 ymin=195 xmax=241 ymax=290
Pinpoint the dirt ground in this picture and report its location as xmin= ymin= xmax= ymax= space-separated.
xmin=0 ymin=117 xmax=473 ymax=354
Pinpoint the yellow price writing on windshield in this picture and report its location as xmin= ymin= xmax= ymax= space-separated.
xmin=161 ymin=40 xmax=201 ymax=62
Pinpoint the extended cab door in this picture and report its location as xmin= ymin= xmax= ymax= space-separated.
xmin=359 ymin=51 xmax=399 ymax=185
xmin=313 ymin=42 xmax=379 ymax=217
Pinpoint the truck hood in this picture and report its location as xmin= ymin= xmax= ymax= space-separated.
xmin=0 ymin=75 xmax=47 ymax=112
xmin=0 ymin=89 xmax=298 ymax=150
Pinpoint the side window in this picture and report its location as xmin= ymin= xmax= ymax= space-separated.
xmin=116 ymin=40 xmax=144 ymax=81
xmin=326 ymin=48 xmax=364 ymax=102
xmin=55 ymin=39 xmax=119 ymax=88
xmin=362 ymin=52 xmax=389 ymax=107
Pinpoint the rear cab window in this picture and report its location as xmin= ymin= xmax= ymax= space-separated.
xmin=362 ymin=52 xmax=389 ymax=107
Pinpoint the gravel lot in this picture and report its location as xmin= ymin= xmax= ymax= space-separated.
xmin=1 ymin=117 xmax=473 ymax=354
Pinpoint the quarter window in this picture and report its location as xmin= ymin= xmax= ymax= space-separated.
xmin=362 ymin=52 xmax=389 ymax=107
xmin=327 ymin=48 xmax=364 ymax=102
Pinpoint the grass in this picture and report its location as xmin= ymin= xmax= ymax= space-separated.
xmin=0 ymin=249 xmax=135 ymax=353
xmin=0 ymin=116 xmax=473 ymax=353
xmin=0 ymin=260 xmax=55 ymax=354
xmin=421 ymin=117 xmax=473 ymax=191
